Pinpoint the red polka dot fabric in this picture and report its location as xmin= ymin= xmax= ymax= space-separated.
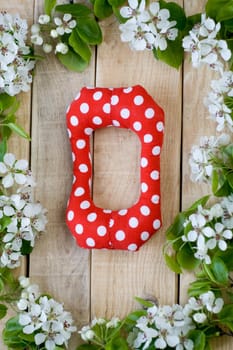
xmin=66 ymin=85 xmax=164 ymax=251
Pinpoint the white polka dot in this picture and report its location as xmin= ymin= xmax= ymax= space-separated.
xmin=86 ymin=237 xmax=95 ymax=247
xmin=134 ymin=95 xmax=144 ymax=105
xmin=133 ymin=122 xmax=142 ymax=131
xmin=153 ymin=219 xmax=161 ymax=229
xmin=87 ymin=213 xmax=97 ymax=222
xmin=75 ymin=224 xmax=83 ymax=234
xmin=152 ymin=146 xmax=161 ymax=156
xmin=72 ymin=152 xmax=76 ymax=162
xmin=140 ymin=205 xmax=150 ymax=216
xmin=76 ymin=140 xmax=86 ymax=149
xmin=74 ymin=187 xmax=85 ymax=197
xmin=129 ymin=217 xmax=139 ymax=228
xmin=84 ymin=128 xmax=93 ymax=135
xmin=66 ymin=104 xmax=71 ymax=113
xmin=103 ymin=209 xmax=112 ymax=213
xmin=144 ymin=134 xmax=153 ymax=143
xmin=103 ymin=103 xmax=111 ymax=114
xmin=151 ymin=195 xmax=160 ymax=204
xmin=109 ymin=219 xmax=114 ymax=227
xmin=128 ymin=243 xmax=137 ymax=251
xmin=97 ymin=226 xmax=107 ymax=236
xmin=145 ymin=108 xmax=155 ymax=119
xmin=73 ymin=175 xmax=76 ymax=184
xmin=123 ymin=87 xmax=132 ymax=93
xmin=67 ymin=129 xmax=71 ymax=138
xmin=80 ymin=200 xmax=90 ymax=209
xmin=70 ymin=116 xmax=79 ymax=126
xmin=112 ymin=120 xmax=120 ymax=127
xmin=111 ymin=95 xmax=119 ymax=105
xmin=141 ymin=157 xmax=148 ymax=168
xmin=80 ymin=102 xmax=89 ymax=113
xmin=141 ymin=182 xmax=148 ymax=193
xmin=118 ymin=209 xmax=128 ymax=216
xmin=151 ymin=170 xmax=159 ymax=180
xmin=79 ymin=164 xmax=88 ymax=173
xmin=93 ymin=91 xmax=103 ymax=100
xmin=93 ymin=116 xmax=102 ymax=125
xmin=120 ymin=108 xmax=130 ymax=119
xmin=156 ymin=121 xmax=164 ymax=132
xmin=115 ymin=230 xmax=125 ymax=241
xmin=141 ymin=231 xmax=149 ymax=241
xmin=67 ymin=210 xmax=74 ymax=221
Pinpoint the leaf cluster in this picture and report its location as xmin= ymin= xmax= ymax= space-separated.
xmin=44 ymin=1 xmax=102 ymax=72
xmin=0 ymin=94 xmax=30 ymax=161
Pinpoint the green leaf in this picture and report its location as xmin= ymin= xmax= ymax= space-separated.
xmin=94 ymin=0 xmax=113 ymax=19
xmin=185 ymin=195 xmax=210 ymax=214
xmin=0 ymin=304 xmax=7 ymax=319
xmin=55 ymin=4 xmax=92 ymax=18
xmin=44 ymin=0 xmax=56 ymax=16
xmin=166 ymin=212 xmax=186 ymax=240
xmin=125 ymin=310 xmax=147 ymax=324
xmin=227 ymin=172 xmax=233 ymax=189
xmin=188 ymin=280 xmax=212 ymax=297
xmin=3 ymin=316 xmax=23 ymax=333
xmin=134 ymin=297 xmax=154 ymax=308
xmin=76 ymin=344 xmax=99 ymax=350
xmin=159 ymin=0 xmax=186 ymax=30
xmin=0 ymin=94 xmax=17 ymax=113
xmin=0 ymin=138 xmax=7 ymax=161
xmin=188 ymin=330 xmax=206 ymax=350
xmin=57 ymin=49 xmax=89 ymax=72
xmin=177 ymin=244 xmax=200 ymax=270
xmin=69 ymin=29 xmax=92 ymax=63
xmin=3 ymin=122 xmax=30 ymax=140
xmin=211 ymin=169 xmax=219 ymax=194
xmin=154 ymin=35 xmax=183 ymax=68
xmin=211 ymin=256 xmax=229 ymax=285
xmin=76 ymin=18 xmax=102 ymax=45
xmin=186 ymin=14 xmax=202 ymax=28
xmin=108 ymin=0 xmax=125 ymax=8
xmin=206 ymin=0 xmax=233 ymax=21
xmin=106 ymin=337 xmax=129 ymax=350
xmin=21 ymin=239 xmax=33 ymax=255
xmin=214 ymin=179 xmax=232 ymax=197
xmin=218 ymin=304 xmax=233 ymax=331
xmin=164 ymin=253 xmax=182 ymax=273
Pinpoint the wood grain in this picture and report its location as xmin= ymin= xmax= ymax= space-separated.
xmin=91 ymin=0 xmax=182 ymax=320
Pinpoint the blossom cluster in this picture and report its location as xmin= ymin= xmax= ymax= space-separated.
xmin=189 ymin=133 xmax=230 ymax=183
xmin=17 ymin=276 xmax=77 ymax=350
xmin=127 ymin=291 xmax=223 ymax=350
xmin=205 ymin=71 xmax=233 ymax=132
xmin=182 ymin=200 xmax=233 ymax=264
xmin=31 ymin=13 xmax=76 ymax=55
xmin=119 ymin=0 xmax=178 ymax=51
xmin=0 ymin=153 xmax=47 ymax=268
xmin=182 ymin=14 xmax=231 ymax=72
xmin=0 ymin=12 xmax=35 ymax=96
xmin=79 ymin=316 xmax=121 ymax=343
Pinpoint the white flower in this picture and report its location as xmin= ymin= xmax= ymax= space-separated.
xmin=193 ymin=312 xmax=207 ymax=323
xmin=119 ymin=17 xmax=154 ymax=51
xmin=120 ymin=0 xmax=150 ymax=22
xmin=31 ymin=23 xmax=40 ymax=34
xmin=182 ymin=14 xmax=231 ymax=71
xmin=0 ymin=153 xmax=32 ymax=188
xmin=200 ymin=291 xmax=224 ymax=313
xmin=206 ymin=222 xmax=232 ymax=251
xmin=194 ymin=246 xmax=211 ymax=264
xmin=50 ymin=29 xmax=59 ymax=38
xmin=0 ymin=12 xmax=35 ymax=96
xmin=31 ymin=34 xmax=43 ymax=45
xmin=221 ymin=195 xmax=233 ymax=228
xmin=55 ymin=42 xmax=68 ymax=54
xmin=106 ymin=317 xmax=120 ymax=328
xmin=43 ymin=43 xmax=53 ymax=53
xmin=54 ymin=13 xmax=77 ymax=36
xmin=38 ymin=14 xmax=50 ymax=25
xmin=79 ymin=325 xmax=95 ymax=341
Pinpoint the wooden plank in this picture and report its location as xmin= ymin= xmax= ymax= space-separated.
xmin=29 ymin=1 xmax=95 ymax=347
xmin=0 ymin=1 xmax=33 ymax=348
xmin=182 ymin=1 xmax=233 ymax=349
xmin=91 ymin=0 xmax=182 ymax=319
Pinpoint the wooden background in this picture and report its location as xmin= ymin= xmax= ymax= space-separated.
xmin=1 ymin=0 xmax=232 ymax=349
